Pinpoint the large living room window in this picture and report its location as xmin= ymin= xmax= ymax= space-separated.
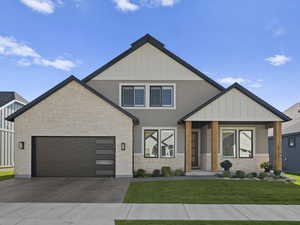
xmin=221 ymin=128 xmax=254 ymax=158
xmin=144 ymin=128 xmax=176 ymax=158
xmin=122 ymin=86 xmax=145 ymax=107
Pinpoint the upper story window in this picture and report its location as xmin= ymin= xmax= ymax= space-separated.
xmin=122 ymin=86 xmax=145 ymax=107
xmin=120 ymin=83 xmax=176 ymax=109
xmin=150 ymin=86 xmax=173 ymax=107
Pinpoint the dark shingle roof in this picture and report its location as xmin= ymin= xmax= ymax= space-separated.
xmin=0 ymin=92 xmax=27 ymax=107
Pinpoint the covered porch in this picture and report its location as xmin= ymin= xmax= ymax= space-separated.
xmin=180 ymin=83 xmax=290 ymax=173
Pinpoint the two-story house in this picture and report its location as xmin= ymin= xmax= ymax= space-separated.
xmin=7 ymin=34 xmax=290 ymax=178
xmin=0 ymin=92 xmax=27 ymax=168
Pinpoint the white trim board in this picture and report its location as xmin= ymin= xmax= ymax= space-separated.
xmin=0 ymin=100 xmax=26 ymax=110
xmin=119 ymin=83 xmax=176 ymax=110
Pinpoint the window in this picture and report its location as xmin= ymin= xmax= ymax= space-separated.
xmin=239 ymin=130 xmax=253 ymax=158
xmin=160 ymin=129 xmax=175 ymax=157
xmin=144 ymin=130 xmax=159 ymax=158
xmin=222 ymin=130 xmax=236 ymax=157
xmin=150 ymin=86 xmax=173 ymax=107
xmin=289 ymin=136 xmax=296 ymax=148
xmin=122 ymin=86 xmax=145 ymax=107
xmin=221 ymin=128 xmax=254 ymax=158
xmin=144 ymin=128 xmax=176 ymax=158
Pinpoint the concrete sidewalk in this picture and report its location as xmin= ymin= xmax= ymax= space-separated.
xmin=1 ymin=203 xmax=300 ymax=225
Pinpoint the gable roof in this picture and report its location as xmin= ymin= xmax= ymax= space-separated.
xmin=6 ymin=76 xmax=139 ymax=124
xmin=0 ymin=92 xmax=27 ymax=108
xmin=82 ymin=34 xmax=225 ymax=91
xmin=179 ymin=82 xmax=291 ymax=123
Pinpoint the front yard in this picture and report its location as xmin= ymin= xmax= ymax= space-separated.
xmin=116 ymin=221 xmax=300 ymax=225
xmin=0 ymin=169 xmax=14 ymax=181
xmin=124 ymin=179 xmax=300 ymax=204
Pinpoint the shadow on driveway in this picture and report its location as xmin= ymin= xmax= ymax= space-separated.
xmin=0 ymin=177 xmax=130 ymax=203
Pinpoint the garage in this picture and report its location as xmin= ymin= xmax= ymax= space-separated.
xmin=32 ymin=136 xmax=115 ymax=177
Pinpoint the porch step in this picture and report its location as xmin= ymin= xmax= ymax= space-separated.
xmin=185 ymin=170 xmax=218 ymax=176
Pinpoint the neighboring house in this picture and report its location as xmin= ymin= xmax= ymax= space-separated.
xmin=7 ymin=34 xmax=290 ymax=178
xmin=0 ymin=92 xmax=27 ymax=168
xmin=269 ymin=103 xmax=300 ymax=173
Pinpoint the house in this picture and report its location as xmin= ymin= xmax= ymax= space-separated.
xmin=0 ymin=92 xmax=27 ymax=168
xmin=269 ymin=102 xmax=300 ymax=173
xmin=6 ymin=34 xmax=290 ymax=178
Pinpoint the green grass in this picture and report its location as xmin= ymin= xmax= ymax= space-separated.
xmin=0 ymin=169 xmax=14 ymax=181
xmin=286 ymin=173 xmax=300 ymax=185
xmin=124 ymin=179 xmax=300 ymax=204
xmin=115 ymin=221 xmax=300 ymax=225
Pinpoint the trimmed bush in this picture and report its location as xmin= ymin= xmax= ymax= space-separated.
xmin=220 ymin=160 xmax=233 ymax=171
xmin=251 ymin=172 xmax=258 ymax=177
xmin=152 ymin=169 xmax=161 ymax=177
xmin=274 ymin=170 xmax=282 ymax=177
xmin=136 ymin=169 xmax=146 ymax=178
xmin=235 ymin=170 xmax=246 ymax=178
xmin=260 ymin=162 xmax=271 ymax=172
xmin=175 ymin=169 xmax=184 ymax=176
xmin=259 ymin=172 xmax=269 ymax=179
xmin=161 ymin=167 xmax=172 ymax=177
xmin=223 ymin=171 xmax=232 ymax=178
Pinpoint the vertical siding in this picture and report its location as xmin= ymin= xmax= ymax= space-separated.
xmin=0 ymin=102 xmax=24 ymax=167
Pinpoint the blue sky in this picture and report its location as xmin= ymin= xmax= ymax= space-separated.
xmin=0 ymin=0 xmax=299 ymax=111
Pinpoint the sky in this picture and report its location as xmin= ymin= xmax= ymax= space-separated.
xmin=0 ymin=0 xmax=299 ymax=111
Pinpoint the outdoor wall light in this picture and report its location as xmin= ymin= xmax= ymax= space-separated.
xmin=121 ymin=142 xmax=126 ymax=151
xmin=18 ymin=141 xmax=25 ymax=150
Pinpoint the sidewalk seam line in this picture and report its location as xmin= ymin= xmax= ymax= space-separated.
xmin=231 ymin=205 xmax=251 ymax=221
xmin=183 ymin=204 xmax=191 ymax=219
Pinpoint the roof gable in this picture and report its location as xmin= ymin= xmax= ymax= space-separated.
xmin=180 ymin=83 xmax=291 ymax=123
xmin=0 ymin=92 xmax=27 ymax=108
xmin=6 ymin=76 xmax=139 ymax=124
xmin=82 ymin=34 xmax=224 ymax=90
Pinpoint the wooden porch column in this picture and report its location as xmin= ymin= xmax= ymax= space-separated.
xmin=273 ymin=121 xmax=282 ymax=171
xmin=211 ymin=121 xmax=219 ymax=171
xmin=185 ymin=121 xmax=192 ymax=171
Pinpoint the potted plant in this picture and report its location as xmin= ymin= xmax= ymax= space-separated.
xmin=220 ymin=160 xmax=232 ymax=172
xmin=260 ymin=162 xmax=271 ymax=172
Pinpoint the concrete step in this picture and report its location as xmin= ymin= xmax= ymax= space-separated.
xmin=185 ymin=170 xmax=218 ymax=176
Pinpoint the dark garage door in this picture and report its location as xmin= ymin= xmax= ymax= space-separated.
xmin=32 ymin=136 xmax=115 ymax=177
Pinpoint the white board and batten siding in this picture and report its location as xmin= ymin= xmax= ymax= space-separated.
xmin=186 ymin=88 xmax=283 ymax=122
xmin=0 ymin=101 xmax=24 ymax=168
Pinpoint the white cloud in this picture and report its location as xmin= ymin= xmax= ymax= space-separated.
xmin=265 ymin=54 xmax=291 ymax=66
xmin=20 ymin=0 xmax=55 ymax=14
xmin=218 ymin=77 xmax=250 ymax=85
xmin=113 ymin=0 xmax=139 ymax=11
xmin=217 ymin=76 xmax=263 ymax=88
xmin=0 ymin=35 xmax=76 ymax=71
xmin=141 ymin=0 xmax=179 ymax=7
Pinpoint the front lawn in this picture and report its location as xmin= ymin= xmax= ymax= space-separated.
xmin=116 ymin=221 xmax=300 ymax=225
xmin=124 ymin=179 xmax=300 ymax=204
xmin=0 ymin=169 xmax=14 ymax=181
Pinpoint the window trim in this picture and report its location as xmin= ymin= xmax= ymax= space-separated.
xmin=160 ymin=129 xmax=176 ymax=158
xmin=220 ymin=127 xmax=256 ymax=159
xmin=150 ymin=86 xmax=174 ymax=108
xmin=142 ymin=127 xmax=177 ymax=158
xmin=221 ymin=129 xmax=237 ymax=158
xmin=238 ymin=130 xmax=254 ymax=159
xmin=119 ymin=83 xmax=176 ymax=110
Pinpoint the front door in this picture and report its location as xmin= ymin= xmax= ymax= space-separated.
xmin=192 ymin=131 xmax=199 ymax=168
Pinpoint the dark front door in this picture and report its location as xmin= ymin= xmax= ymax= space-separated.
xmin=192 ymin=132 xmax=199 ymax=168
xmin=32 ymin=136 xmax=115 ymax=177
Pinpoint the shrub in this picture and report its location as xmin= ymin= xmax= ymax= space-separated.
xmin=161 ymin=166 xmax=172 ymax=177
xmin=136 ymin=169 xmax=146 ymax=177
xmin=251 ymin=172 xmax=258 ymax=177
xmin=235 ymin=170 xmax=246 ymax=178
xmin=274 ymin=170 xmax=282 ymax=177
xmin=246 ymin=173 xmax=254 ymax=178
xmin=223 ymin=171 xmax=232 ymax=178
xmin=175 ymin=169 xmax=184 ymax=176
xmin=152 ymin=169 xmax=161 ymax=177
xmin=220 ymin=160 xmax=233 ymax=171
xmin=260 ymin=162 xmax=271 ymax=172
xmin=259 ymin=172 xmax=269 ymax=179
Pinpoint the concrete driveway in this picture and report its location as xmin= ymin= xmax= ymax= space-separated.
xmin=0 ymin=177 xmax=130 ymax=203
